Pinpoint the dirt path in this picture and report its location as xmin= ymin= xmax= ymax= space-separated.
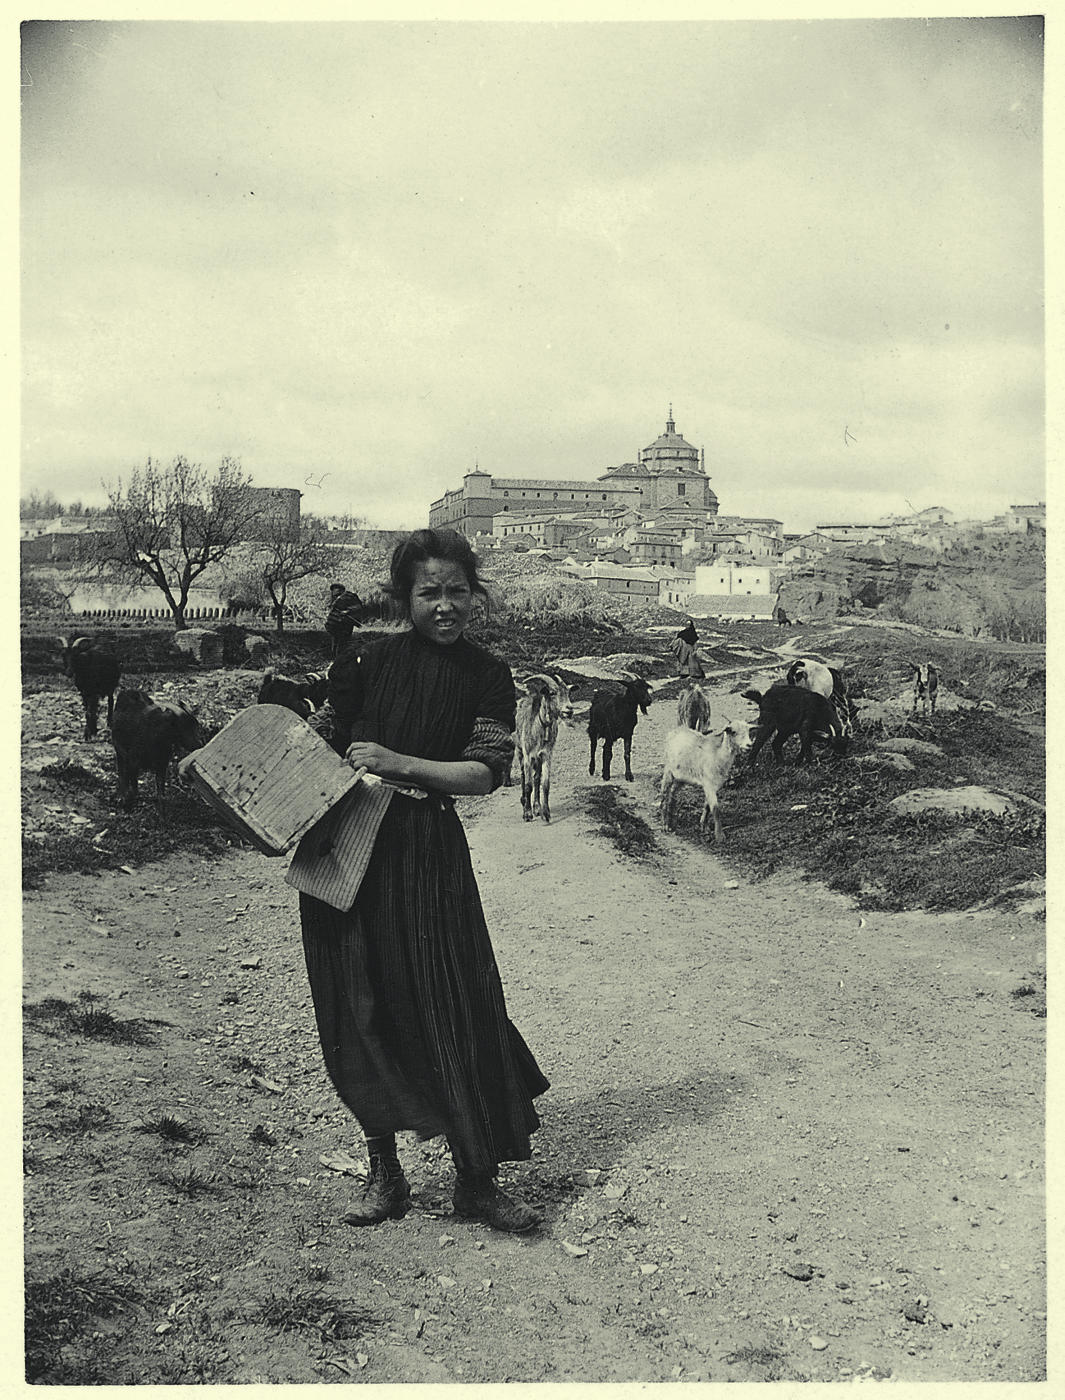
xmin=23 ymin=689 xmax=1046 ymax=1383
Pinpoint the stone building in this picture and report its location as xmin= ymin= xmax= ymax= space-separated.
xmin=428 ymin=412 xmax=719 ymax=536
xmin=241 ymin=486 xmax=302 ymax=542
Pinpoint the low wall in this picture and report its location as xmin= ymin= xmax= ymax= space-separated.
xmin=20 ymin=623 xmax=335 ymax=676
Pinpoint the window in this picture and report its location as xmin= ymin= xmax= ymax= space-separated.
xmin=678 ymin=483 xmax=685 ymax=496
xmin=503 ymin=490 xmax=509 ymax=497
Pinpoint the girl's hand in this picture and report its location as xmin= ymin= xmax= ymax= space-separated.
xmin=345 ymin=741 xmax=405 ymax=782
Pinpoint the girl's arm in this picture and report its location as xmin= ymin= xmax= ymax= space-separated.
xmin=345 ymin=742 xmax=494 ymax=797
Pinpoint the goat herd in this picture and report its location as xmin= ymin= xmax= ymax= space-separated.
xmin=51 ymin=634 xmax=940 ymax=846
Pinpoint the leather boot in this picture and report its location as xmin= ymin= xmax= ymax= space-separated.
xmin=341 ymin=1154 xmax=411 ymax=1226
xmin=453 ymin=1173 xmax=542 ymax=1233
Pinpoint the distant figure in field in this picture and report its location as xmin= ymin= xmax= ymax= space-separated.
xmin=669 ymin=617 xmax=705 ymax=679
xmin=325 ymin=582 xmax=364 ymax=657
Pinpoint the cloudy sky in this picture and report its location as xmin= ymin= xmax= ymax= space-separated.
xmin=20 ymin=16 xmax=1044 ymax=533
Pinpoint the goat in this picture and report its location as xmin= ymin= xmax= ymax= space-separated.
xmin=785 ymin=657 xmax=833 ymax=697
xmin=588 ymin=676 xmax=653 ymax=782
xmin=912 ymin=663 xmax=939 ymax=716
xmin=743 ymin=683 xmax=847 ymax=765
xmin=515 ymin=675 xmax=573 ymax=822
xmin=257 ymin=670 xmax=325 ymax=719
xmin=302 ymin=671 xmax=330 ymax=709
xmin=659 ymin=719 xmax=751 ymax=842
xmin=775 ymin=607 xmax=792 ymax=627
xmin=676 ymin=682 xmax=713 ymax=733
xmin=786 ymin=657 xmax=855 ymax=738
xmin=56 ymin=636 xmax=122 ymax=740
xmin=111 ymin=689 xmax=202 ymax=810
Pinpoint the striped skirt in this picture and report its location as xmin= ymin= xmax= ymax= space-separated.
xmin=300 ymin=794 xmax=549 ymax=1173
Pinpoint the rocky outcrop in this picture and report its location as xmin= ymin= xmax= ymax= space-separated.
xmin=888 ymin=785 xmax=1016 ymax=818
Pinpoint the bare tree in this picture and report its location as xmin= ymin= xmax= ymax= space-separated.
xmin=252 ymin=517 xmax=334 ymax=631
xmin=90 ymin=456 xmax=261 ymax=629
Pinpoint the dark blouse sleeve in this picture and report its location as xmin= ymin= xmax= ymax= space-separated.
xmin=460 ymin=656 xmax=516 ymax=792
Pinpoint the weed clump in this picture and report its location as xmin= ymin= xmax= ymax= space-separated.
xmin=25 ymin=1264 xmax=156 ymax=1383
xmin=253 ymin=1290 xmax=378 ymax=1342
xmin=156 ymin=1164 xmax=223 ymax=1197
xmin=24 ymin=997 xmax=154 ymax=1045
xmin=53 ymin=1103 xmax=113 ymax=1136
xmin=38 ymin=760 xmax=108 ymax=791
xmin=135 ymin=1114 xmax=199 ymax=1144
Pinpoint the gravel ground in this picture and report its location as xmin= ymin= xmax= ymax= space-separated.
xmin=21 ymin=633 xmax=1047 ymax=1383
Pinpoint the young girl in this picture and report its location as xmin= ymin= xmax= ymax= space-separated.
xmin=300 ymin=528 xmax=548 ymax=1232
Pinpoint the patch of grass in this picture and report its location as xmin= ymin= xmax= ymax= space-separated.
xmin=25 ymin=1264 xmax=157 ymax=1383
xmin=1010 ymin=971 xmax=1047 ymax=1017
xmin=931 ymin=708 xmax=1045 ymax=803
xmin=24 ymin=996 xmax=154 ymax=1045
xmin=716 ymin=738 xmax=1044 ymax=912
xmin=53 ymin=1102 xmax=113 ymax=1136
xmin=582 ymin=786 xmax=659 ymax=861
xmin=135 ymin=1113 xmax=199 ymax=1144
xmin=22 ymin=784 xmax=238 ymax=889
xmin=38 ymin=759 xmax=108 ymax=791
xmin=253 ymin=1290 xmax=378 ymax=1342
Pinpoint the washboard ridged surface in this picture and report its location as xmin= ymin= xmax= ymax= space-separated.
xmin=178 ymin=704 xmax=361 ymax=855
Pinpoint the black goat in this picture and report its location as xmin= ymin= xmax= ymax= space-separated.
xmin=587 ymin=676 xmax=653 ymax=782
xmin=742 ymin=683 xmax=847 ymax=765
xmin=786 ymin=657 xmax=856 ymax=738
xmin=257 ymin=670 xmax=326 ymax=719
xmin=111 ymin=689 xmax=202 ymax=810
xmin=56 ymin=636 xmax=121 ymax=740
xmin=911 ymin=663 xmax=939 ymax=716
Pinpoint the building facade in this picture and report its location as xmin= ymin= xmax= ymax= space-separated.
xmin=428 ymin=413 xmax=719 ymax=536
xmin=695 ymin=560 xmax=773 ymax=596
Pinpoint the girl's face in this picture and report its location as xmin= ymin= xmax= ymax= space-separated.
xmin=409 ymin=557 xmax=474 ymax=645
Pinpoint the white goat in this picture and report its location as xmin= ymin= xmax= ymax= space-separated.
xmin=515 ymin=674 xmax=573 ymax=823
xmin=785 ymin=657 xmax=834 ymax=698
xmin=658 ymin=719 xmax=751 ymax=843
xmin=676 ymin=681 xmax=713 ymax=733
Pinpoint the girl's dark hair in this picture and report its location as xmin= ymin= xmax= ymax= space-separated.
xmin=384 ymin=528 xmax=492 ymax=617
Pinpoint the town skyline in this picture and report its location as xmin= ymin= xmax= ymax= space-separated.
xmin=21 ymin=19 xmax=1044 ymax=534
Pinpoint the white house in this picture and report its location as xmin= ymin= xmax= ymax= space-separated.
xmin=694 ymin=560 xmax=773 ymax=596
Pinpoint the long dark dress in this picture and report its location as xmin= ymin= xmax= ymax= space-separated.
xmin=299 ymin=628 xmax=549 ymax=1174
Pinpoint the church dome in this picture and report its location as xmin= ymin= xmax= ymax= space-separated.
xmin=639 ymin=410 xmax=703 ymax=474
